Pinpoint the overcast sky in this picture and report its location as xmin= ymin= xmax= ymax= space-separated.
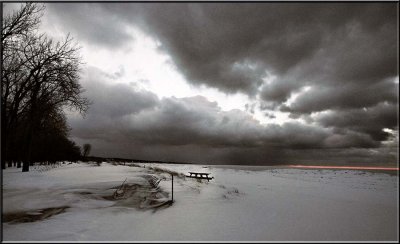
xmin=4 ymin=2 xmax=398 ymax=165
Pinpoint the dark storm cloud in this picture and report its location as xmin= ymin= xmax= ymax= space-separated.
xmin=314 ymin=102 xmax=398 ymax=141
xmin=66 ymin=67 xmax=392 ymax=164
xmin=45 ymin=3 xmax=397 ymax=103
xmin=71 ymin=67 xmax=379 ymax=150
xmin=71 ymin=78 xmax=268 ymax=148
xmin=123 ymin=3 xmax=334 ymax=95
xmin=119 ymin=3 xmax=396 ymax=96
xmin=46 ymin=3 xmax=396 ymax=96
xmin=68 ymin=67 xmax=158 ymax=141
xmin=260 ymin=79 xmax=301 ymax=104
xmin=281 ymin=79 xmax=398 ymax=114
xmin=84 ymin=69 xmax=158 ymax=118
xmin=41 ymin=2 xmax=397 ymax=165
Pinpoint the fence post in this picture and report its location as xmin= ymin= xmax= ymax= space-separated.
xmin=171 ymin=174 xmax=174 ymax=202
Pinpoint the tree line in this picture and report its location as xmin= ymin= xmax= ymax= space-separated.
xmin=1 ymin=3 xmax=90 ymax=171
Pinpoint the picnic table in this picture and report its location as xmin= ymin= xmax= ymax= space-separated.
xmin=187 ymin=172 xmax=214 ymax=181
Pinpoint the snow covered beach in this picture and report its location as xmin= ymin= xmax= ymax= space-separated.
xmin=2 ymin=162 xmax=398 ymax=241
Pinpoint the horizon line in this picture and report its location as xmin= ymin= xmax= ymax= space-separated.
xmin=286 ymin=165 xmax=399 ymax=171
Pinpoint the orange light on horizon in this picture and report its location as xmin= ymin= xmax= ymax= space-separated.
xmin=286 ymin=165 xmax=399 ymax=171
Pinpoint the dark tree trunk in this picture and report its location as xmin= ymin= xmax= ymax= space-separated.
xmin=22 ymin=161 xmax=29 ymax=172
xmin=1 ymin=111 xmax=6 ymax=170
xmin=1 ymin=19 xmax=6 ymax=171
xmin=22 ymin=88 xmax=39 ymax=173
xmin=22 ymin=128 xmax=33 ymax=172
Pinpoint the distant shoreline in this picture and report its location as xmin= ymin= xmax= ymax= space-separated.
xmin=85 ymin=156 xmax=399 ymax=176
xmin=209 ymin=164 xmax=399 ymax=176
xmin=286 ymin=165 xmax=399 ymax=171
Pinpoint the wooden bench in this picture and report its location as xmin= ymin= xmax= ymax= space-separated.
xmin=186 ymin=172 xmax=214 ymax=181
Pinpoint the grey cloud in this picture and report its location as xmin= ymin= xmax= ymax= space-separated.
xmin=314 ymin=102 xmax=398 ymax=141
xmin=260 ymin=18 xmax=397 ymax=109
xmin=124 ymin=3 xmax=396 ymax=97
xmin=283 ymin=79 xmax=398 ymax=114
xmin=127 ymin=3 xmax=326 ymax=95
xmin=43 ymin=3 xmax=397 ymax=98
xmin=44 ymin=3 xmax=397 ymax=113
xmin=276 ymin=77 xmax=398 ymax=145
xmin=45 ymin=3 xmax=133 ymax=48
xmin=244 ymin=103 xmax=256 ymax=114
xmin=68 ymin=67 xmax=158 ymax=141
xmin=82 ymin=67 xmax=158 ymax=118
xmin=95 ymin=95 xmax=267 ymax=148
xmin=41 ymin=2 xmax=397 ymax=165
xmin=117 ymin=2 xmax=398 ymax=147
xmin=263 ymin=123 xmax=379 ymax=149
xmin=260 ymin=79 xmax=302 ymax=103
xmin=72 ymin=74 xmax=380 ymax=151
xmin=323 ymin=131 xmax=379 ymax=149
xmin=47 ymin=3 xmax=396 ymax=95
xmin=68 ymin=66 xmax=391 ymax=165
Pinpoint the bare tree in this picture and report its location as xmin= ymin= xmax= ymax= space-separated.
xmin=83 ymin=144 xmax=92 ymax=158
xmin=1 ymin=3 xmax=44 ymax=41
xmin=2 ymin=3 xmax=90 ymax=171
xmin=2 ymin=3 xmax=44 ymax=169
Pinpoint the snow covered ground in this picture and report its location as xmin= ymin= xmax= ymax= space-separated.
xmin=2 ymin=162 xmax=398 ymax=241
